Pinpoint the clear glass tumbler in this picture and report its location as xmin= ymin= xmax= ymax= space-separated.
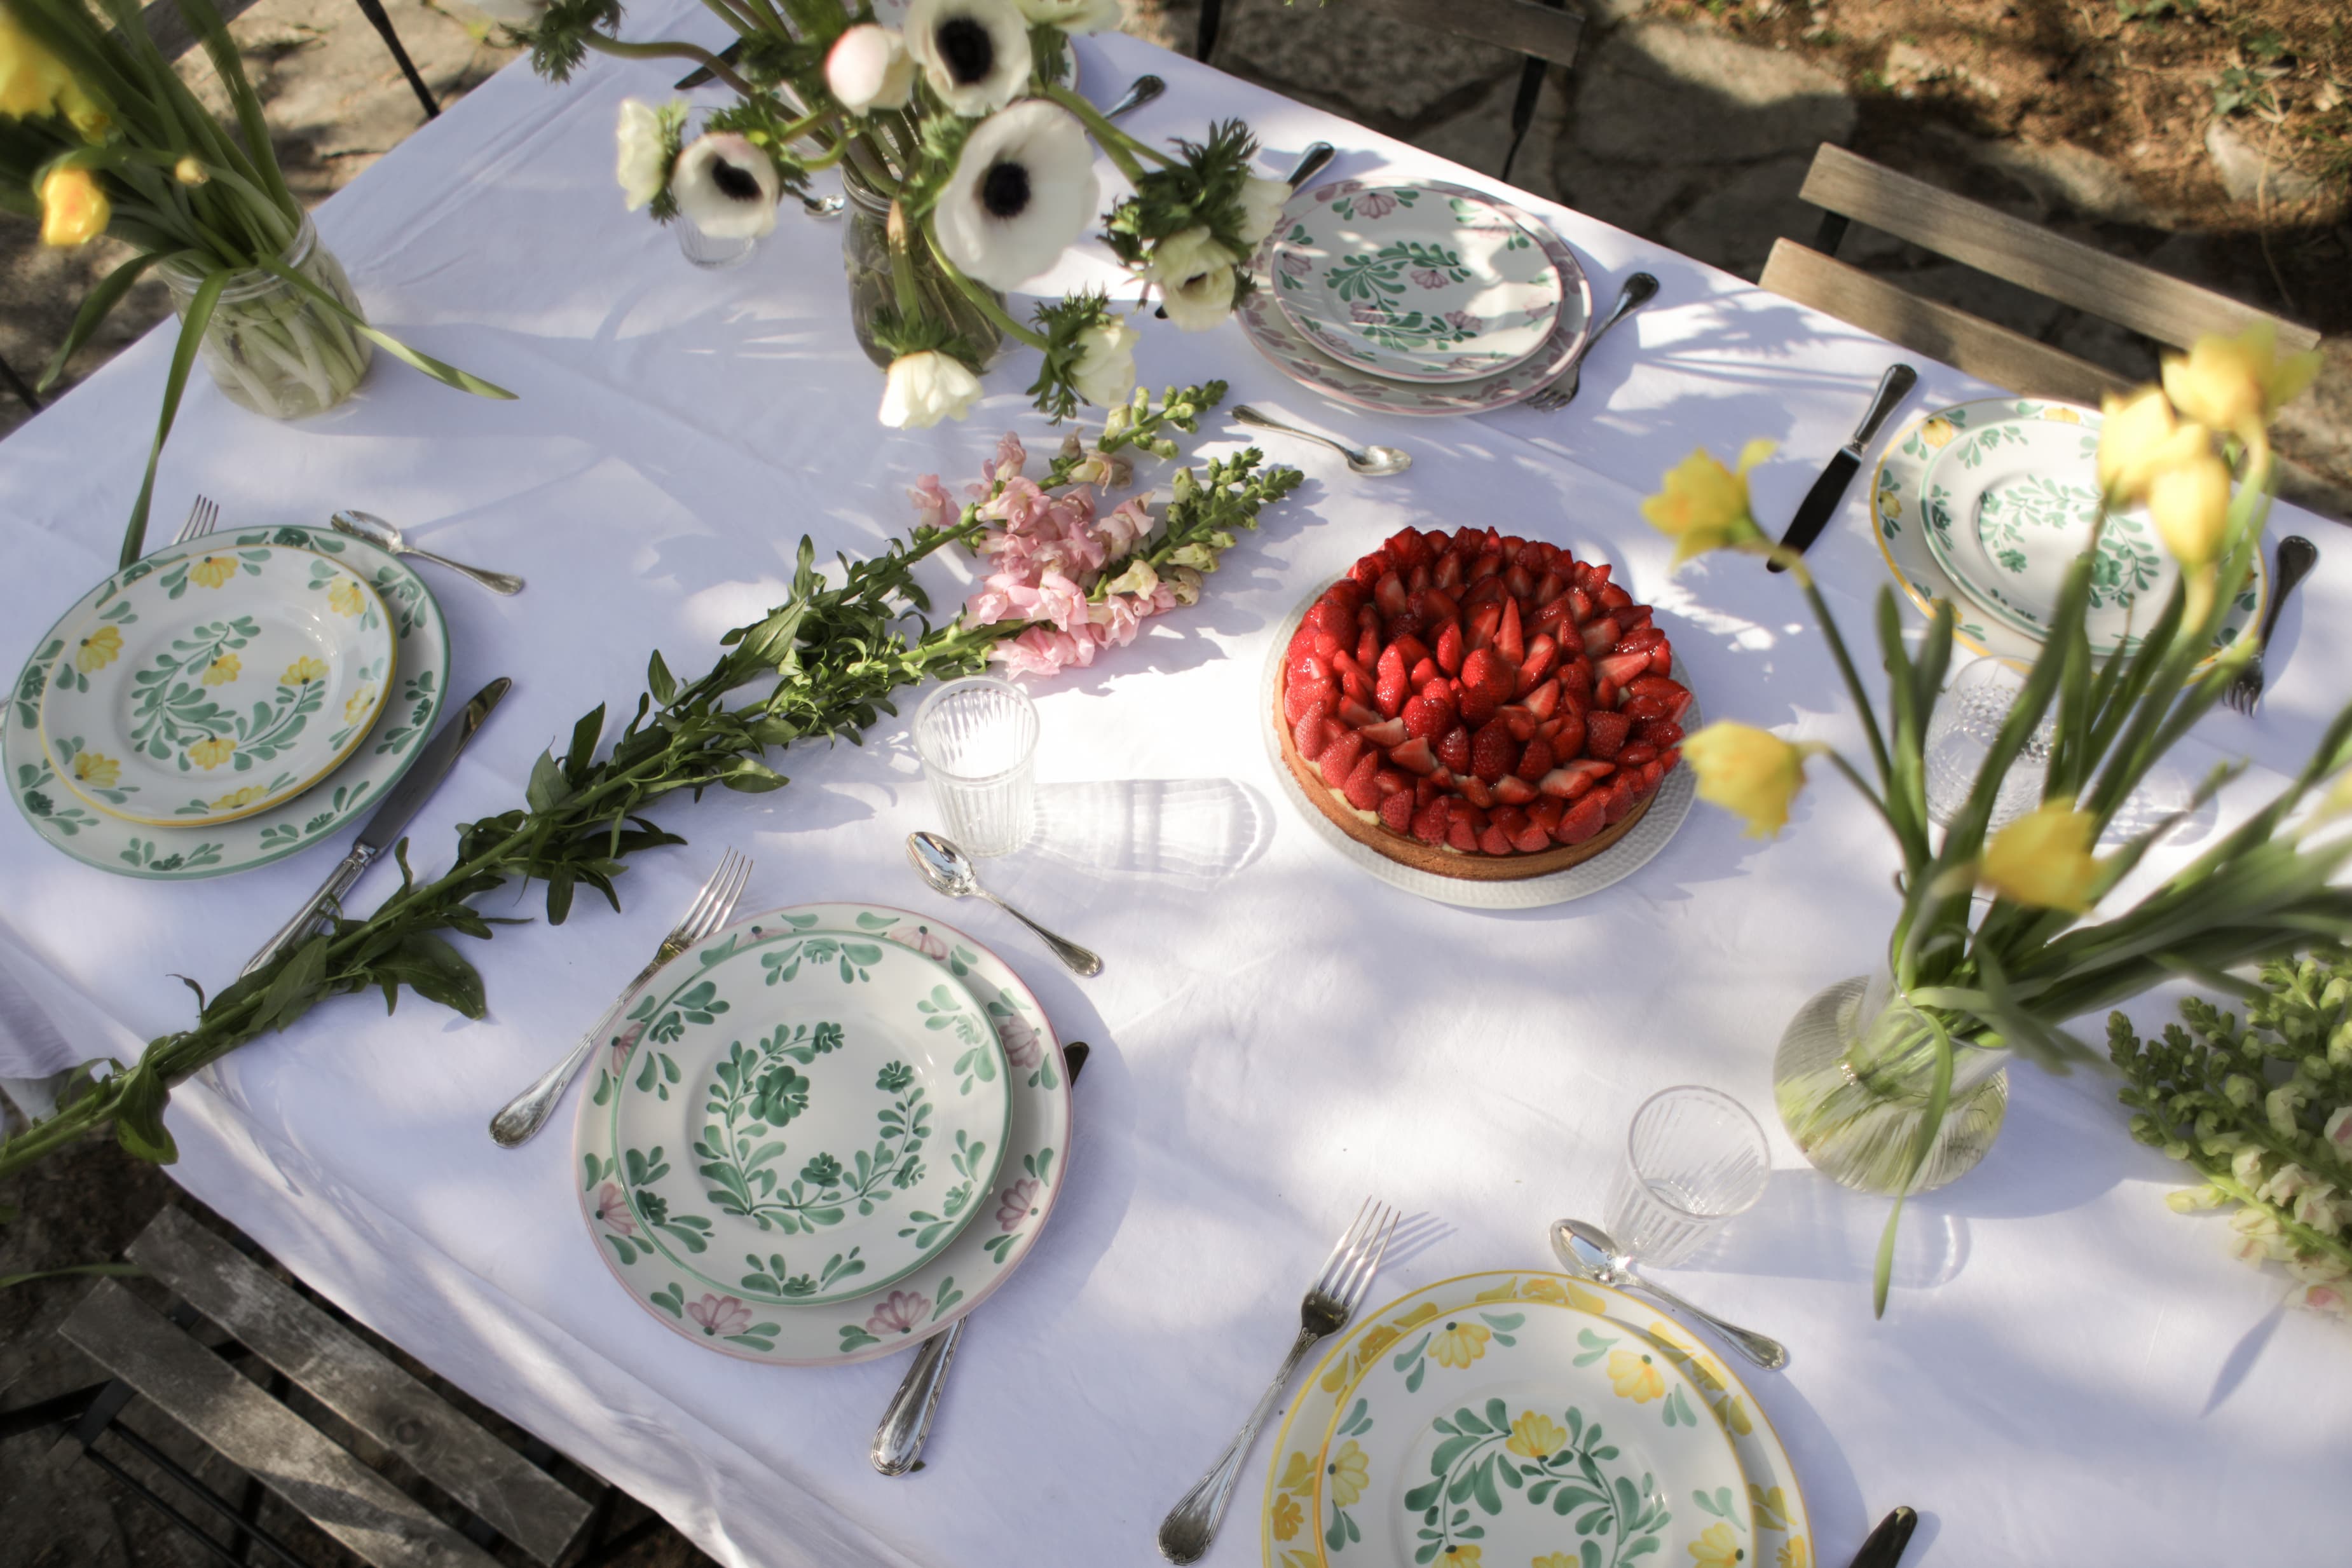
xmin=913 ymin=678 xmax=1039 ymax=857
xmin=1923 ymin=657 xmax=2055 ymax=830
xmin=676 ymin=213 xmax=758 ymax=269
xmin=1604 ymin=1086 xmax=1771 ymax=1267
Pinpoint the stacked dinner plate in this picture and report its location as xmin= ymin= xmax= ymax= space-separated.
xmin=1238 ymin=179 xmax=1593 ymax=417
xmin=1261 ymin=1270 xmax=1814 ymax=1568
xmin=1870 ymin=397 xmax=2264 ymax=665
xmin=574 ymin=901 xmax=1073 ymax=1365
xmin=6 ymin=523 xmax=451 ymax=880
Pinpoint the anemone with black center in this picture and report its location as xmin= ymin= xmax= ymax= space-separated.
xmin=980 ymin=161 xmax=1031 ymax=220
xmin=712 ymin=160 xmax=763 ymax=202
xmin=936 ymin=18 xmax=994 ymax=85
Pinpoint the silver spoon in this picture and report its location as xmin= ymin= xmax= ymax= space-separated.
xmin=1232 ymin=406 xmax=1411 ymax=477
xmin=802 ymin=193 xmax=847 ymax=219
xmin=1550 ymin=1218 xmax=1787 ymax=1370
xmin=906 ymin=831 xmax=1103 ymax=977
xmin=331 ymin=510 xmax=524 ymax=596
xmin=1102 ymin=74 xmax=1166 ymax=122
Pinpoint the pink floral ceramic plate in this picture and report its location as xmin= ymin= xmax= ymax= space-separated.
xmin=574 ymin=901 xmax=1071 ymax=1364
xmin=1238 ymin=179 xmax=1592 ymax=417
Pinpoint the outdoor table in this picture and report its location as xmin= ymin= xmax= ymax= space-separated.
xmin=1 ymin=10 xmax=2342 ymax=1564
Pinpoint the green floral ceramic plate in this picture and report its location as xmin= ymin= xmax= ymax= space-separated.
xmin=1262 ymin=1271 xmax=1812 ymax=1568
xmin=576 ymin=903 xmax=1070 ymax=1363
xmin=38 ymin=543 xmax=393 ymax=828
xmin=7 ymin=524 xmax=448 ymax=879
xmin=1871 ymin=398 xmax=2262 ymax=667
xmin=1271 ymin=185 xmax=1563 ymax=383
xmin=1311 ymin=1293 xmax=1747 ymax=1568
xmin=606 ymin=914 xmax=1010 ymax=1309
xmin=1915 ymin=404 xmax=2184 ymax=656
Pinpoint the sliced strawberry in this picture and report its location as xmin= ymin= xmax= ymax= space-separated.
xmin=1597 ymin=651 xmax=1651 ymax=691
xmin=1433 ymin=550 xmax=1465 ymax=590
xmin=1458 ymin=688 xmax=1499 ymax=728
xmin=1339 ymin=697 xmax=1384 ymax=730
xmin=1516 ymin=737 xmax=1555 ymax=782
xmin=1584 ymin=561 xmax=1615 ymax=592
xmin=1414 ymin=775 xmax=1441 ymax=807
xmin=1568 ymin=585 xmax=1595 ymax=624
xmin=1287 ymin=680 xmax=1334 ymax=732
xmin=1580 ymin=618 xmax=1622 ymax=657
xmin=1519 ymin=679 xmax=1558 ymax=721
xmin=1498 ymin=705 xmax=1538 ymax=743
xmin=1504 ymin=562 xmax=1536 ymax=602
xmin=1532 ymin=596 xmax=1575 ymax=640
xmin=1556 ymin=792 xmax=1608 ymax=844
xmin=1435 ymin=620 xmax=1465 ymax=676
xmin=1620 ymin=695 xmax=1671 ymax=723
xmin=1374 ymin=767 xmax=1412 ymax=796
xmin=1639 ymin=757 xmax=1667 ymax=791
xmin=1408 ymin=657 xmax=1440 ymax=690
xmin=1461 ymin=646 xmax=1515 ymax=704
xmin=1613 ymin=625 xmax=1665 ymax=655
xmin=1402 ymin=696 xmax=1450 ymax=742
xmin=1584 ymin=709 xmax=1632 ymax=761
xmin=1479 ymin=820 xmax=1516 ymax=857
xmin=1462 ymin=573 xmax=1508 ymax=608
xmin=1516 ymin=634 xmax=1559 ymax=695
xmin=1405 ymin=558 xmax=1431 ymax=594
xmin=1601 ymin=774 xmax=1643 ymax=824
xmin=1379 ymin=787 xmax=1416 ymax=835
xmin=1416 ymin=586 xmax=1460 ymax=629
xmin=1332 ymin=651 xmax=1374 ymax=704
xmin=1357 ymin=624 xmax=1382 ymax=670
xmin=1597 ymin=581 xmax=1633 ymax=612
xmin=1558 ymin=660 xmax=1594 ymax=705
xmin=1650 ymin=641 xmax=1674 ymax=676
xmin=1286 ymin=646 xmax=1332 ymax=687
xmin=1436 ymin=723 xmax=1472 ymax=774
xmin=1657 ymin=746 xmax=1682 ymax=774
xmin=1470 ymin=719 xmax=1517 ymax=784
xmin=1388 ymin=735 xmax=1439 ymax=776
xmin=1374 ymin=571 xmax=1409 ymax=617
xmin=1304 ymin=596 xmax=1352 ymax=636
xmin=1358 ymin=716 xmax=1408 ymax=747
xmin=1467 ymin=550 xmax=1505 ymax=584
xmin=1536 ymin=716 xmax=1568 ymax=745
xmin=1636 ymin=718 xmax=1685 ymax=750
xmin=1496 ymin=597 xmax=1526 ymax=665
xmin=1466 ymin=602 xmax=1504 ymax=651
xmin=1532 ymin=571 xmax=1568 ymax=607
xmin=1618 ymin=741 xmax=1659 ymax=768
xmin=1551 ymin=708 xmax=1587 ymax=761
xmin=1374 ymin=645 xmax=1411 ymax=716
xmin=1626 ymin=674 xmax=1693 ymax=721
xmin=1319 ymin=728 xmax=1365 ymax=782
xmin=1350 ymin=550 xmax=1392 ymax=587
xmin=1508 ymin=808 xmax=1552 ymax=854
xmin=1458 ymin=773 xmax=1496 ymax=810
xmin=1494 ymin=775 xmax=1537 ymax=807
xmin=1329 ymin=576 xmax=1367 ymax=617
xmin=1386 ymin=527 xmax=1432 ymax=569
xmin=1446 ymin=803 xmax=1485 ymax=853
xmin=1409 ymin=796 xmax=1450 ymax=843
xmin=1527 ymin=796 xmax=1565 ymax=836
xmin=1618 ymin=604 xmax=1655 ymax=635
xmin=1342 ymin=751 xmax=1383 ymax=811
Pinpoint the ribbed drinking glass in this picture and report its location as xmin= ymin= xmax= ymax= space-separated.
xmin=913 ymin=678 xmax=1039 ymax=857
xmin=1604 ymin=1086 xmax=1770 ymax=1267
xmin=1924 ymin=657 xmax=2053 ymax=830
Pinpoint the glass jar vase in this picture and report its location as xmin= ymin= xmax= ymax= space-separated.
xmin=158 ymin=216 xmax=372 ymax=420
xmin=840 ymin=165 xmax=1004 ymax=371
xmin=1772 ymin=967 xmax=2011 ymax=1195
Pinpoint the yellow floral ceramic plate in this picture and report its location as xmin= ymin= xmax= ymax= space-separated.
xmin=1311 ymin=1293 xmax=1747 ymax=1568
xmin=1264 ymin=1271 xmax=1813 ymax=1568
xmin=38 ymin=542 xmax=393 ymax=828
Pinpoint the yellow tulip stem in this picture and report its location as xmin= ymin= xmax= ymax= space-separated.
xmin=1795 ymin=573 xmax=1895 ymax=800
xmin=1822 ymin=749 xmax=1901 ymax=842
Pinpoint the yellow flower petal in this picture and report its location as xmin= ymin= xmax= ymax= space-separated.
xmin=2097 ymin=387 xmax=2213 ymax=505
xmin=2145 ymin=449 xmax=2233 ymax=570
xmin=1606 ymin=1348 xmax=1665 ymax=1403
xmin=327 ymin=578 xmax=365 ymax=617
xmin=187 ymin=736 xmax=235 ymax=770
xmin=1980 ymin=797 xmax=2100 ymax=913
xmin=2162 ymin=322 xmax=2322 ymax=444
xmin=282 ymin=656 xmax=328 ymax=686
xmin=72 ymin=751 xmax=119 ymax=787
xmin=38 ymin=166 xmax=107 ymax=246
xmin=1326 ymin=1440 xmax=1369 ymax=1507
xmin=190 ymin=554 xmax=237 ymax=589
xmin=1428 ymin=1321 xmax=1491 ymax=1369
xmin=1505 ymin=1410 xmax=1566 ymax=1459
xmin=1269 ymin=1490 xmax=1302 ymax=1541
xmin=1643 ymin=445 xmax=1770 ymax=565
xmin=1691 ymin=1521 xmax=1744 ymax=1568
xmin=75 ymin=624 xmax=122 ymax=672
xmin=343 ymin=683 xmax=378 ymax=726
xmin=1682 ymin=720 xmax=1815 ymax=838
xmin=1920 ymin=417 xmax=1955 ymax=448
xmin=201 ymin=653 xmax=242 ymax=687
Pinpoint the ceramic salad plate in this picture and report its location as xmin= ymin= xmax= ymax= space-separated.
xmin=8 ymin=523 xmax=449 ymax=878
xmin=1915 ymin=403 xmax=2182 ymax=655
xmin=1263 ymin=1271 xmax=1810 ymax=1568
xmin=607 ymin=917 xmax=1011 ymax=1309
xmin=577 ymin=903 xmax=1072 ymax=1364
xmin=1270 ymin=185 xmax=1562 ymax=383
xmin=1871 ymin=398 xmax=2262 ymax=666
xmin=39 ymin=543 xmax=392 ymax=828
xmin=1239 ymin=179 xmax=1592 ymax=418
xmin=1311 ymin=1295 xmax=1747 ymax=1568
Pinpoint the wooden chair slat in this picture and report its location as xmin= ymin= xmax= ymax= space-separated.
xmin=138 ymin=0 xmax=270 ymax=65
xmin=1760 ymin=238 xmax=2133 ymax=407
xmin=1352 ymin=0 xmax=1584 ymax=69
xmin=1798 ymin=144 xmax=2318 ymax=354
xmin=60 ymin=1280 xmax=503 ymax=1568
xmin=127 ymin=1208 xmax=589 ymax=1567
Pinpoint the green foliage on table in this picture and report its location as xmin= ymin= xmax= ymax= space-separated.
xmin=0 ymin=388 xmax=1299 ymax=1200
xmin=0 ymin=0 xmax=512 ymax=569
xmin=2113 ymin=948 xmax=2352 ymax=1303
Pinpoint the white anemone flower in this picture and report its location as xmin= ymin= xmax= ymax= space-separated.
xmin=1235 ymin=175 xmax=1289 ymax=247
xmin=880 ymin=351 xmax=984 ymax=429
xmin=614 ymin=99 xmax=669 ymax=212
xmin=673 ymin=133 xmax=780 ymax=240
xmin=827 ymin=24 xmax=917 ymax=112
xmin=1070 ymin=316 xmax=1140 ymax=406
xmin=1014 ymin=0 xmax=1125 ymax=32
xmin=905 ymin=0 xmax=1034 ymax=118
xmin=933 ymin=101 xmax=1098 ymax=289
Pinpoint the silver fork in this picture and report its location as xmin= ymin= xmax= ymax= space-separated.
xmin=1156 ymin=1199 xmax=1400 ymax=1564
xmin=2224 ymin=535 xmax=2318 ymax=714
xmin=489 ymin=849 xmax=752 ymax=1148
xmin=1525 ymin=271 xmax=1658 ymax=412
xmin=172 ymin=494 xmax=220 ymax=545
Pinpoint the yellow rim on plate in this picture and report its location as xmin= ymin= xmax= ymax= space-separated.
xmin=1262 ymin=1269 xmax=1812 ymax=1568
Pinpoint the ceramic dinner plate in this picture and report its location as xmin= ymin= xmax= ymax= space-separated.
xmin=39 ymin=543 xmax=392 ymax=828
xmin=1263 ymin=1271 xmax=1811 ymax=1568
xmin=1261 ymin=590 xmax=1697 ymax=910
xmin=1311 ymin=1295 xmax=1747 ymax=1568
xmin=1871 ymin=398 xmax=2262 ymax=666
xmin=608 ymin=917 xmax=1010 ymax=1308
xmin=1238 ymin=179 xmax=1592 ymax=418
xmin=8 ymin=523 xmax=449 ymax=878
xmin=577 ymin=903 xmax=1072 ymax=1364
xmin=1915 ymin=403 xmax=2182 ymax=655
xmin=1270 ymin=185 xmax=1563 ymax=383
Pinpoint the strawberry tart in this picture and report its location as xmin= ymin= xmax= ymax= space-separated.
xmin=1276 ymin=526 xmax=1695 ymax=882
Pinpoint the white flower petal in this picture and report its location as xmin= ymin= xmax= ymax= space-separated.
xmin=827 ymin=24 xmax=917 ymax=112
xmin=1161 ymin=262 xmax=1237 ymax=332
xmin=932 ymin=100 xmax=1097 ymax=289
xmin=1144 ymin=225 xmax=1238 ymax=288
xmin=1236 ymin=175 xmax=1289 ymax=247
xmin=615 ymin=99 xmax=669 ymax=213
xmin=880 ymin=351 xmax=983 ymax=428
xmin=1070 ymin=317 xmax=1139 ymax=406
xmin=905 ymin=0 xmax=1034 ymax=118
xmin=673 ymin=132 xmax=780 ymax=240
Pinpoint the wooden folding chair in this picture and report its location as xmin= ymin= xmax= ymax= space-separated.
xmin=139 ymin=0 xmax=440 ymax=121
xmin=14 ymin=1206 xmax=603 ymax=1568
xmin=1761 ymin=143 xmax=2320 ymax=407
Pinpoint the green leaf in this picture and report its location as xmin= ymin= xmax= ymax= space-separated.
xmin=564 ymin=703 xmax=605 ymax=784
xmin=717 ymin=756 xmax=788 ymax=793
xmin=39 ymin=250 xmax=163 ymax=392
xmin=111 ymin=1059 xmax=178 ymax=1164
xmin=253 ymin=257 xmax=517 ymax=400
xmin=526 ymin=751 xmax=571 ymax=814
xmin=122 ymin=268 xmax=228 ymax=569
xmin=647 ymin=650 xmax=677 ymax=706
xmin=374 ymin=931 xmax=486 ymax=1018
xmin=259 ymin=934 xmax=331 ymax=1033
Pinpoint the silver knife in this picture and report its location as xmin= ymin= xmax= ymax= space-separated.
xmin=1768 ymin=362 xmax=1918 ymax=572
xmin=241 ymin=677 xmax=512 ymax=976
xmin=872 ymin=1039 xmax=1091 ymax=1475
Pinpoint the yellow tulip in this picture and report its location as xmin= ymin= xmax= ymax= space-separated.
xmin=174 ymin=156 xmax=208 ymax=186
xmin=1641 ymin=439 xmax=1775 ymax=564
xmin=2145 ymin=447 xmax=2233 ymax=570
xmin=1 ymin=10 xmax=92 ymax=126
xmin=2096 ymin=387 xmax=2212 ymax=504
xmin=1682 ymin=719 xmax=1819 ymax=838
xmin=2161 ymin=322 xmax=2323 ymax=444
xmin=1980 ymin=798 xmax=2101 ymax=913
xmin=38 ymin=165 xmax=107 ymax=247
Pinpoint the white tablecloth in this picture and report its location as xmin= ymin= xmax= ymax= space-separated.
xmin=3 ymin=14 xmax=2344 ymax=1563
